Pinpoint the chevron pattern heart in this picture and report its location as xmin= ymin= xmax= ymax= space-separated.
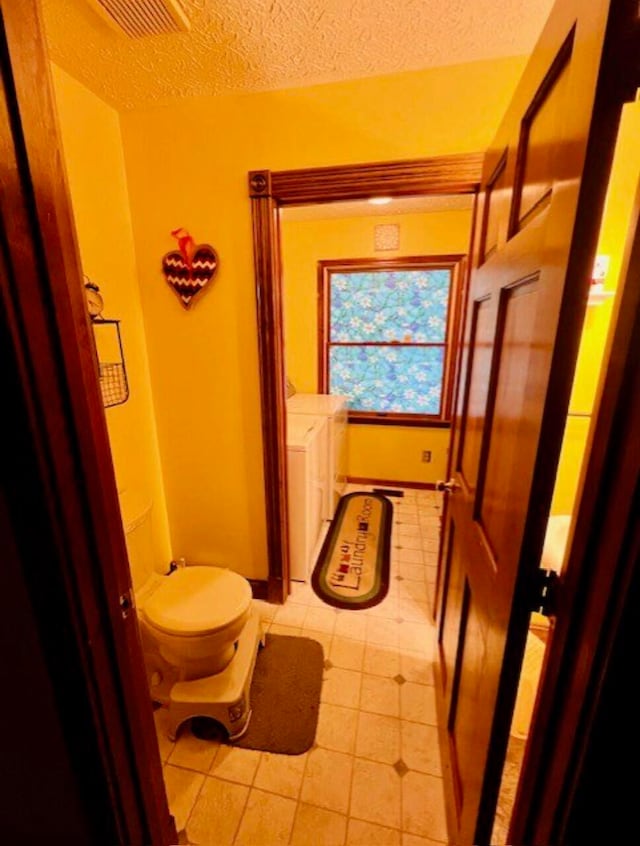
xmin=162 ymin=243 xmax=218 ymax=309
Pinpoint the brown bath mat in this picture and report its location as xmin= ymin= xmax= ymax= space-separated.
xmin=192 ymin=634 xmax=323 ymax=755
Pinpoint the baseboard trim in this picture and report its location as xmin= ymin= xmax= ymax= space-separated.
xmin=347 ymin=476 xmax=437 ymax=491
xmin=248 ymin=579 xmax=269 ymax=600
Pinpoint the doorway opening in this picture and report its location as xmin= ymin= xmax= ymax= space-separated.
xmin=248 ymin=153 xmax=484 ymax=604
xmin=279 ymin=195 xmax=474 ymax=588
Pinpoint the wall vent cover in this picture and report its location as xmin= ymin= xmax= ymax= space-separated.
xmin=87 ymin=0 xmax=190 ymax=38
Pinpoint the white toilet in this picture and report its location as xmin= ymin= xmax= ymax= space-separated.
xmin=120 ymin=491 xmax=264 ymax=740
xmin=142 ymin=566 xmax=252 ymax=679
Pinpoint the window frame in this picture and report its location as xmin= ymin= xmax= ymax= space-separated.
xmin=317 ymin=254 xmax=465 ymax=427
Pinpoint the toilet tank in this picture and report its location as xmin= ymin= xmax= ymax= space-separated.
xmin=119 ymin=490 xmax=154 ymax=594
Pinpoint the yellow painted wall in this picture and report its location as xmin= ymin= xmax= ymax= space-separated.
xmin=281 ymin=209 xmax=472 ymax=483
xmin=551 ymin=99 xmax=640 ymax=516
xmin=51 ymin=65 xmax=172 ymax=572
xmin=118 ymin=57 xmax=526 ymax=579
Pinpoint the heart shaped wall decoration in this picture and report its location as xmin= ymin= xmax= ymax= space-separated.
xmin=162 ymin=228 xmax=218 ymax=309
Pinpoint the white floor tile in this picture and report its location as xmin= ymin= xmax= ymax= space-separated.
xmin=290 ymin=803 xmax=347 ymax=846
xmin=400 ymin=653 xmax=435 ymax=686
xmin=153 ymin=707 xmax=175 ymax=763
xmin=334 ymin=612 xmax=368 ymax=641
xmin=162 ymin=764 xmax=205 ymax=832
xmin=253 ymin=751 xmax=307 ymax=799
xmin=234 ymin=788 xmax=297 ymax=846
xmin=349 ymin=759 xmax=402 ymax=829
xmin=401 ymin=772 xmax=447 ymax=841
xmin=209 ymin=745 xmax=260 ymax=786
xmin=273 ymin=603 xmax=308 ymax=628
xmin=398 ymin=561 xmax=427 ymax=580
xmin=396 ymin=547 xmax=426 ymax=565
xmin=186 ymin=776 xmax=248 ymax=845
xmin=316 ymin=703 xmax=359 ymax=754
xmin=355 ymin=712 xmax=401 ymax=765
xmin=300 ymin=748 xmax=354 ymax=814
xmin=289 ymin=582 xmax=314 ymax=604
xmin=396 ymin=524 xmax=422 ymax=539
xmin=366 ymin=617 xmax=400 ymax=648
xmin=400 ymin=683 xmax=437 ymax=725
xmin=363 ymin=643 xmax=401 ymax=679
xmin=366 ymin=594 xmax=399 ymax=620
xmin=360 ymin=674 xmax=400 ymax=718
xmin=398 ymin=581 xmax=429 ymax=602
xmin=252 ymin=599 xmax=277 ymax=622
xmin=398 ymin=599 xmax=431 ymax=624
xmin=402 ymin=833 xmax=445 ymax=846
xmin=347 ymin=818 xmax=401 ymax=845
xmin=269 ymin=622 xmax=302 ymax=637
xmin=330 ymin=637 xmax=366 ymax=671
xmin=397 ymin=535 xmax=425 ymax=552
xmin=305 ymin=606 xmax=339 ymax=634
xmin=401 ymin=722 xmax=442 ymax=776
xmin=168 ymin=725 xmax=219 ymax=773
xmin=303 ymin=629 xmax=333 ymax=654
xmin=398 ymin=621 xmax=432 ymax=654
xmin=322 ymin=666 xmax=362 ymax=709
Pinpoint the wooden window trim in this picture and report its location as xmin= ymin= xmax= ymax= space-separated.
xmin=318 ymin=255 xmax=465 ymax=426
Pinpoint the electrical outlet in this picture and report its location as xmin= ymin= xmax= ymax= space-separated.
xmin=422 ymin=450 xmax=432 ymax=463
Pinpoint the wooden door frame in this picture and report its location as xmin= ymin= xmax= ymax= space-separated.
xmin=0 ymin=3 xmax=175 ymax=842
xmin=248 ymin=154 xmax=484 ymax=603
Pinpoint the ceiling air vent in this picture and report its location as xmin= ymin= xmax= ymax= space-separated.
xmin=87 ymin=0 xmax=190 ymax=38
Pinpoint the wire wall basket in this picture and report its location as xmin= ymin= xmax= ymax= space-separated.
xmin=93 ymin=319 xmax=129 ymax=408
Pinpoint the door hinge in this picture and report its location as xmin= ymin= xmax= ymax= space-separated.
xmin=119 ymin=589 xmax=135 ymax=619
xmin=530 ymin=569 xmax=559 ymax=617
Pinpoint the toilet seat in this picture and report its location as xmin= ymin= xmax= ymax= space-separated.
xmin=143 ymin=566 xmax=251 ymax=637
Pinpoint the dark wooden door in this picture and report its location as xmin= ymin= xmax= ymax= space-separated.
xmin=0 ymin=2 xmax=176 ymax=842
xmin=435 ymin=1 xmax=636 ymax=842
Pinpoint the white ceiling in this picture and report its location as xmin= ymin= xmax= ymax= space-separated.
xmin=281 ymin=194 xmax=475 ymax=222
xmin=41 ymin=0 xmax=554 ymax=109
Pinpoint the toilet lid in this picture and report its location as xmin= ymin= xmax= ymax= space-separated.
xmin=143 ymin=566 xmax=251 ymax=636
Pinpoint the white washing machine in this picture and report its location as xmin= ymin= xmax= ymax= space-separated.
xmin=286 ymin=413 xmax=329 ymax=581
xmin=286 ymin=393 xmax=348 ymax=519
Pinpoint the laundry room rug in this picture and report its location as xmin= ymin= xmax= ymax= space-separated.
xmin=192 ymin=634 xmax=323 ymax=755
xmin=311 ymin=491 xmax=393 ymax=610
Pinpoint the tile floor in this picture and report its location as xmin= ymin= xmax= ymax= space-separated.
xmin=156 ymin=485 xmax=447 ymax=846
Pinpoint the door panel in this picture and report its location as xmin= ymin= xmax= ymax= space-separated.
xmin=514 ymin=37 xmax=573 ymax=232
xmin=438 ymin=522 xmax=461 ymax=696
xmin=480 ymin=152 xmax=509 ymax=263
xmin=457 ymin=296 xmax=494 ymax=492
xmin=477 ymin=276 xmax=540 ymax=565
xmin=434 ymin=1 xmax=634 ymax=842
xmin=449 ymin=582 xmax=485 ymax=813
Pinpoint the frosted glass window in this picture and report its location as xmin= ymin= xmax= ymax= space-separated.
xmin=330 ymin=345 xmax=444 ymax=414
xmin=323 ymin=265 xmax=454 ymax=419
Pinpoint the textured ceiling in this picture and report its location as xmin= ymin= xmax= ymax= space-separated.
xmin=282 ymin=194 xmax=474 ymax=222
xmin=42 ymin=0 xmax=554 ymax=110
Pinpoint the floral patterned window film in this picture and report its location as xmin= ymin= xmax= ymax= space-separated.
xmin=321 ymin=261 xmax=460 ymax=420
xmin=330 ymin=345 xmax=444 ymax=414
xmin=330 ymin=269 xmax=450 ymax=343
